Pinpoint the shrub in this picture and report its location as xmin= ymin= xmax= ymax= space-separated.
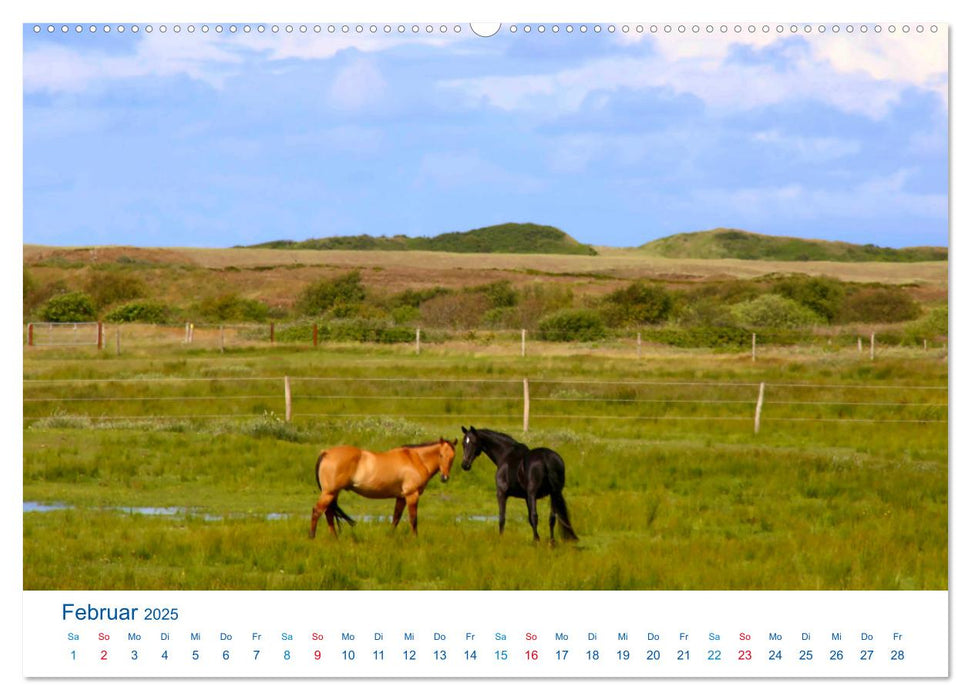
xmin=83 ymin=270 xmax=147 ymax=309
xmin=730 ymin=294 xmax=823 ymax=329
xmin=389 ymin=287 xmax=450 ymax=309
xmin=40 ymin=292 xmax=97 ymax=322
xmin=505 ymin=283 xmax=575 ymax=329
xmin=471 ymin=280 xmax=518 ymax=309
xmin=325 ymin=319 xmax=415 ymax=343
xmin=684 ymin=279 xmax=760 ymax=305
xmin=23 ymin=267 xmax=36 ymax=300
xmin=838 ymin=287 xmax=921 ymax=323
xmin=903 ymin=305 xmax=948 ymax=344
xmin=602 ymin=282 xmax=673 ymax=327
xmin=537 ymin=309 xmax=607 ymax=341
xmin=642 ymin=325 xmax=809 ymax=348
xmin=420 ymin=291 xmax=490 ymax=330
xmin=275 ymin=319 xmax=414 ymax=344
xmin=297 ymin=271 xmax=366 ymax=316
xmin=104 ymin=300 xmax=173 ymax=324
xmin=676 ymin=299 xmax=737 ymax=327
xmin=771 ymin=275 xmax=845 ymax=322
xmin=482 ymin=307 xmax=513 ymax=328
xmin=391 ymin=305 xmax=420 ymax=324
xmin=195 ymin=294 xmax=269 ymax=322
xmin=641 ymin=326 xmax=751 ymax=349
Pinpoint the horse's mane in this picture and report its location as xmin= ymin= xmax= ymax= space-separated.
xmin=473 ymin=428 xmax=525 ymax=449
xmin=402 ymin=440 xmax=445 ymax=448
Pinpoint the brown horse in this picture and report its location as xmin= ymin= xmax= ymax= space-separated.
xmin=310 ymin=438 xmax=457 ymax=538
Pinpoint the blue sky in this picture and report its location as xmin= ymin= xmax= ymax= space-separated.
xmin=23 ymin=23 xmax=948 ymax=248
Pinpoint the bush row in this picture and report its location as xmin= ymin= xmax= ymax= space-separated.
xmin=26 ymin=268 xmax=944 ymax=347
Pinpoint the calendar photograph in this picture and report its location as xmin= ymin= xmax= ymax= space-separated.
xmin=22 ymin=21 xmax=948 ymax=598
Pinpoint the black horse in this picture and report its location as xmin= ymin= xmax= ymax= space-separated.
xmin=460 ymin=426 xmax=578 ymax=542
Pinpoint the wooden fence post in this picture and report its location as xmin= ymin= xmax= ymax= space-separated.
xmin=97 ymin=322 xmax=104 ymax=350
xmin=416 ymin=328 xmax=421 ymax=355
xmin=521 ymin=329 xmax=526 ymax=358
xmin=857 ymin=336 xmax=862 ymax=354
xmin=870 ymin=332 xmax=875 ymax=361
xmin=751 ymin=333 xmax=756 ymax=362
xmin=923 ymin=338 xmax=927 ymax=351
xmin=189 ymin=323 xmax=194 ymax=343
xmin=754 ymin=381 xmax=765 ymax=434
xmin=270 ymin=323 xmax=275 ymax=344
xmin=284 ymin=376 xmax=292 ymax=423
xmin=523 ymin=377 xmax=530 ymax=434
xmin=27 ymin=323 xmax=33 ymax=346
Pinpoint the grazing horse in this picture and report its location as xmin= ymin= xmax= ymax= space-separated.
xmin=460 ymin=426 xmax=578 ymax=543
xmin=310 ymin=438 xmax=457 ymax=538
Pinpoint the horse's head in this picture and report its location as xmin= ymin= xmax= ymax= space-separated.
xmin=460 ymin=426 xmax=480 ymax=471
xmin=438 ymin=437 xmax=457 ymax=483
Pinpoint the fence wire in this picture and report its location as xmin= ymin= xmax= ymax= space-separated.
xmin=22 ymin=373 xmax=947 ymax=429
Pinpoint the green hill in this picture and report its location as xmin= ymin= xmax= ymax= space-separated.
xmin=638 ymin=228 xmax=947 ymax=262
xmin=248 ymin=223 xmax=598 ymax=256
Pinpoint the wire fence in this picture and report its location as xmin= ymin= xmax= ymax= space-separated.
xmin=24 ymin=321 xmax=949 ymax=361
xmin=22 ymin=374 xmax=948 ymax=434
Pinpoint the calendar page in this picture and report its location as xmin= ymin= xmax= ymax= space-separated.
xmin=14 ymin=0 xmax=958 ymax=696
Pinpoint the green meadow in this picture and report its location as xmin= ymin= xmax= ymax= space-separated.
xmin=23 ymin=342 xmax=947 ymax=590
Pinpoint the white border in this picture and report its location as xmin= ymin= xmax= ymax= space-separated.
xmin=5 ymin=0 xmax=961 ymax=698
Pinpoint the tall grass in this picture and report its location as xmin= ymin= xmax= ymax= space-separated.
xmin=23 ymin=346 xmax=947 ymax=591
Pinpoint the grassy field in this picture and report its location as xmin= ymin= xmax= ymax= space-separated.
xmin=23 ymin=340 xmax=947 ymax=591
xmin=23 ymin=244 xmax=948 ymax=303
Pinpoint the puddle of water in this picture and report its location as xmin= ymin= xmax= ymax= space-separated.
xmin=23 ymin=502 xmax=70 ymax=513
xmin=23 ymin=501 xmax=290 ymax=522
xmin=23 ymin=502 xmax=499 ymax=523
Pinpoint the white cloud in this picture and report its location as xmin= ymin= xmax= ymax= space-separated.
xmin=629 ymin=28 xmax=946 ymax=95
xmin=23 ymin=29 xmax=466 ymax=95
xmin=24 ymin=34 xmax=244 ymax=93
xmin=328 ymin=59 xmax=387 ymax=110
xmin=690 ymin=169 xmax=946 ymax=224
xmin=229 ymin=29 xmax=463 ymax=62
xmin=752 ymin=130 xmax=861 ymax=162
xmin=442 ymin=31 xmax=947 ymax=120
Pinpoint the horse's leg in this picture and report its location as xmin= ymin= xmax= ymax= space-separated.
xmin=406 ymin=492 xmax=420 ymax=535
xmin=526 ymin=492 xmax=540 ymax=542
xmin=310 ymin=491 xmax=335 ymax=538
xmin=391 ymin=498 xmax=406 ymax=529
xmin=496 ymin=489 xmax=509 ymax=535
xmin=549 ymin=503 xmax=556 ymax=543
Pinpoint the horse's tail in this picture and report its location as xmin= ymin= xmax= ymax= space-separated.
xmin=550 ymin=488 xmax=579 ymax=540
xmin=314 ymin=451 xmax=326 ymax=492
xmin=547 ymin=452 xmax=578 ymax=541
xmin=313 ymin=450 xmax=355 ymax=530
xmin=330 ymin=502 xmax=356 ymax=530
